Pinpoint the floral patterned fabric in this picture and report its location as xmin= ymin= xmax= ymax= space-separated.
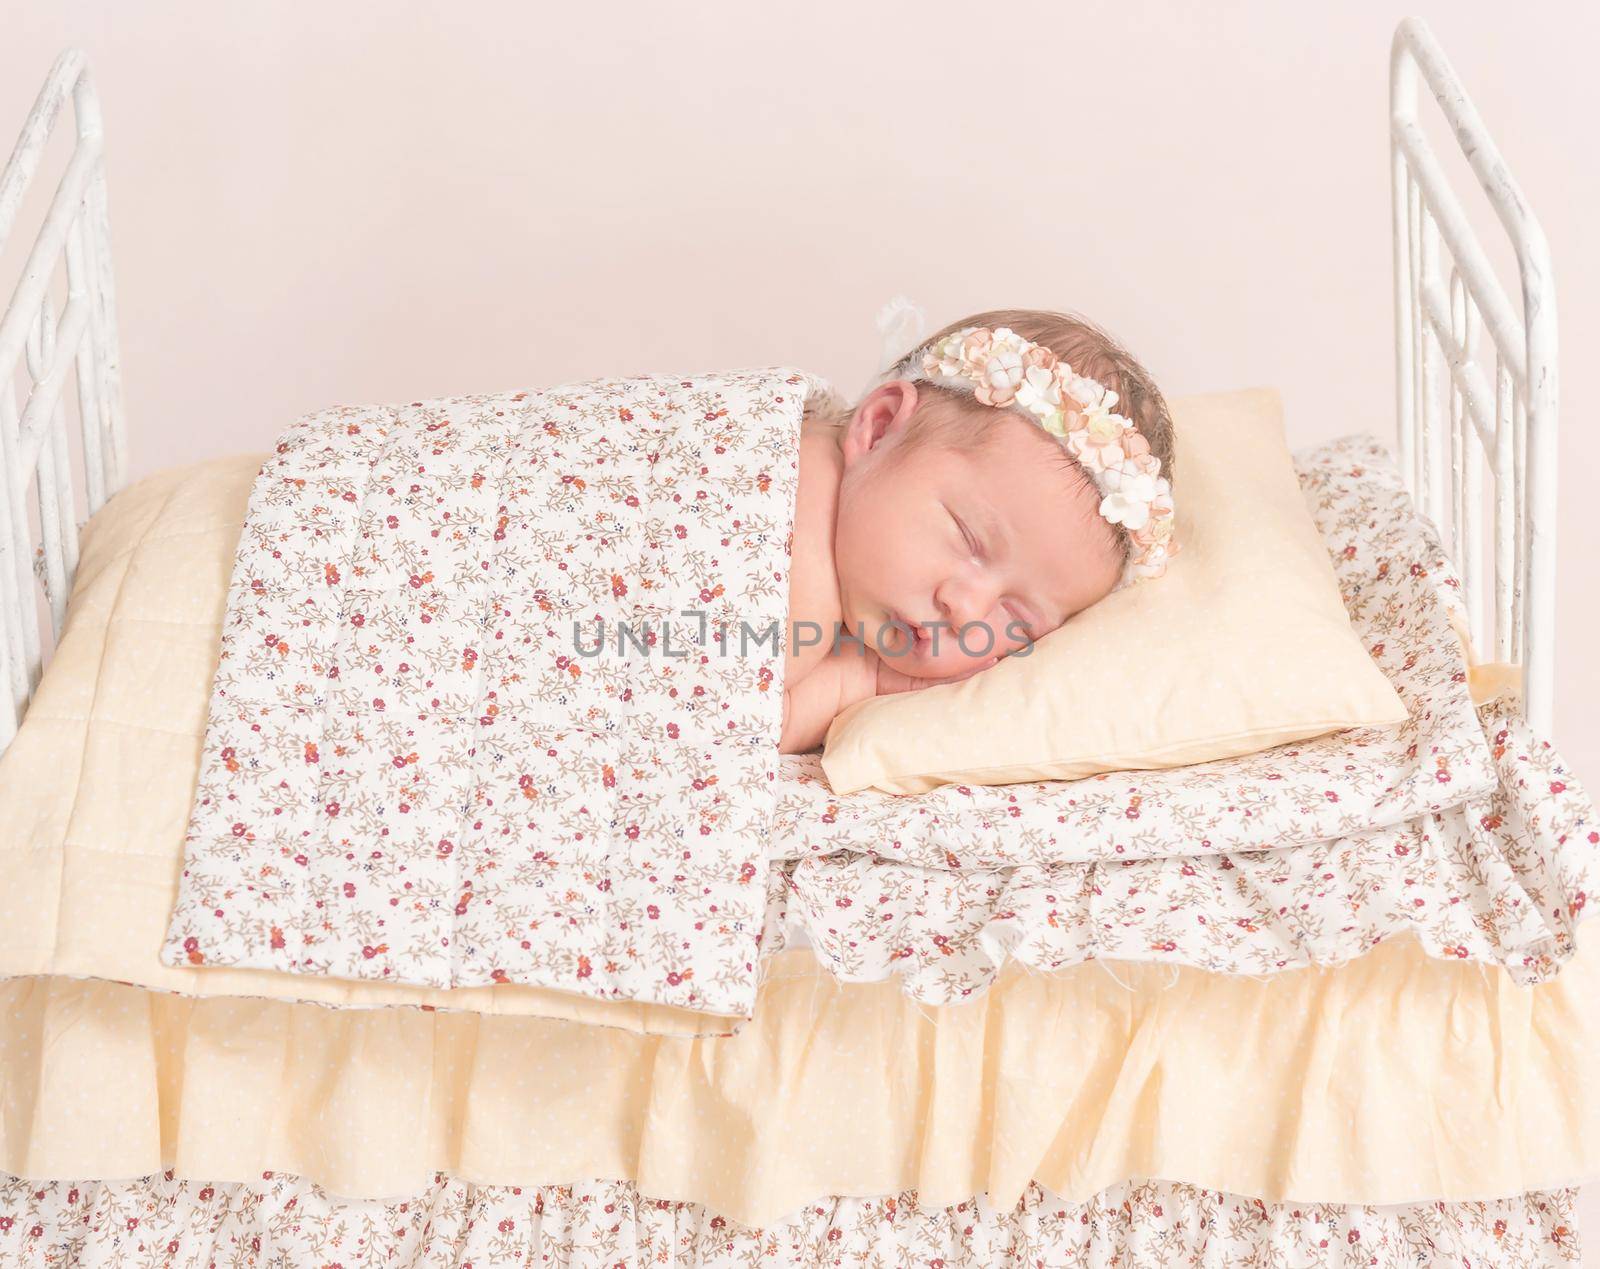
xmin=0 ymin=1171 xmax=1579 ymax=1268
xmin=160 ymin=369 xmax=837 ymax=1021
xmin=154 ymin=411 xmax=1599 ymax=1019
xmin=772 ymin=695 xmax=1598 ymax=994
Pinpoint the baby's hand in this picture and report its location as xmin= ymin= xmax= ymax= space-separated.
xmin=873 ymin=654 xmax=1000 ymax=697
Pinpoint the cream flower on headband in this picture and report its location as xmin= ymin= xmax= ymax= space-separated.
xmin=910 ymin=325 xmax=1178 ymax=585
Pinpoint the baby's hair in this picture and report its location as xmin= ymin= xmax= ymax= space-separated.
xmin=891 ymin=308 xmax=1176 ymax=485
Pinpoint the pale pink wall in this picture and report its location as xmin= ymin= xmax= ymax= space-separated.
xmin=4 ymin=0 xmax=1596 ymax=791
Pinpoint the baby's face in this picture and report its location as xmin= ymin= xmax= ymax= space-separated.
xmin=834 ymin=398 xmax=1125 ymax=678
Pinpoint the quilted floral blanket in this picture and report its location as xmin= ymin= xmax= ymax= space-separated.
xmin=159 ymin=367 xmax=838 ymax=1019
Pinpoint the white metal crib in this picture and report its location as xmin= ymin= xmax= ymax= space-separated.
xmin=0 ymin=18 xmax=1562 ymax=755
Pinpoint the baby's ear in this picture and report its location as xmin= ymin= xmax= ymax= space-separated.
xmin=841 ymin=381 xmax=919 ymax=466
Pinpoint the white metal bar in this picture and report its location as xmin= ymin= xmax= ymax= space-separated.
xmin=1452 ymin=270 xmax=1485 ymax=649
xmin=1493 ymin=360 xmax=1513 ymax=660
xmin=1390 ymin=17 xmax=1559 ymax=735
xmin=1513 ymin=392 xmax=1528 ymax=664
xmin=1418 ymin=208 xmax=1444 ymax=526
xmin=1417 ymin=273 xmax=1496 ymax=448
xmin=1391 ymin=106 xmax=1416 ymax=486
xmin=1391 ymin=119 xmax=1528 ymax=389
xmin=26 ymin=296 xmax=75 ymax=635
xmin=0 ymin=49 xmax=126 ymax=755
xmin=14 ymin=293 xmax=91 ymax=478
xmin=0 ymin=385 xmax=31 ymax=745
xmin=0 ymin=143 xmax=99 ymax=393
xmin=65 ymin=213 xmax=106 ymax=514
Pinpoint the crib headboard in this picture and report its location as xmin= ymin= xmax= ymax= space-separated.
xmin=0 ymin=49 xmax=125 ymax=751
xmin=1390 ymin=17 xmax=1558 ymax=736
xmin=0 ymin=24 xmax=1564 ymax=755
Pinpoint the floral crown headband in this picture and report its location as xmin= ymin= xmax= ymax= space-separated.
xmin=886 ymin=322 xmax=1178 ymax=584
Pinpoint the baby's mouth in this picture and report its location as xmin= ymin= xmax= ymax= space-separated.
xmin=888 ymin=611 xmax=932 ymax=657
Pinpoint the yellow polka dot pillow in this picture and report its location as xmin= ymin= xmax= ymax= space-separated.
xmin=820 ymin=389 xmax=1408 ymax=795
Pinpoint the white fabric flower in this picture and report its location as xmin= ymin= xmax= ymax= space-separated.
xmin=1067 ymin=375 xmax=1116 ymax=412
xmin=1098 ymin=466 xmax=1161 ymax=530
xmin=923 ymin=336 xmax=965 ymax=379
xmin=978 ymin=345 xmax=1026 ymax=405
xmin=1014 ymin=364 xmax=1063 ymax=416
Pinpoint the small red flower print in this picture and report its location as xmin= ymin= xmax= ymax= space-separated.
xmin=611 ymin=573 xmax=627 ymax=598
xmin=576 ymin=955 xmax=593 ymax=979
xmin=303 ymin=742 xmax=319 ymax=764
xmin=183 ymin=936 xmax=204 ymax=965
xmin=270 ymin=925 xmax=285 ymax=950
xmin=361 ymin=943 xmax=388 ymax=959
xmin=324 ymin=562 xmax=340 ymax=585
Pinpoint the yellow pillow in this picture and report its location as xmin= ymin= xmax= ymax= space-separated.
xmin=820 ymin=388 xmax=1408 ymax=795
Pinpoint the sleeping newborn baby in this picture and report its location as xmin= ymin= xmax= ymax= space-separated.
xmin=780 ymin=307 xmax=1177 ymax=753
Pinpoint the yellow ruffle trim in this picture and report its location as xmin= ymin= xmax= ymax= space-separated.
xmin=4 ymin=934 xmax=1598 ymax=1227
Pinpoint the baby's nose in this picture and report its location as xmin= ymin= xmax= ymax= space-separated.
xmin=936 ymin=576 xmax=1004 ymax=645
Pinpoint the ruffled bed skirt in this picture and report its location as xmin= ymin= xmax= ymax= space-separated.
xmin=5 ymin=934 xmax=1599 ymax=1226
xmin=0 ymin=1171 xmax=1579 ymax=1269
